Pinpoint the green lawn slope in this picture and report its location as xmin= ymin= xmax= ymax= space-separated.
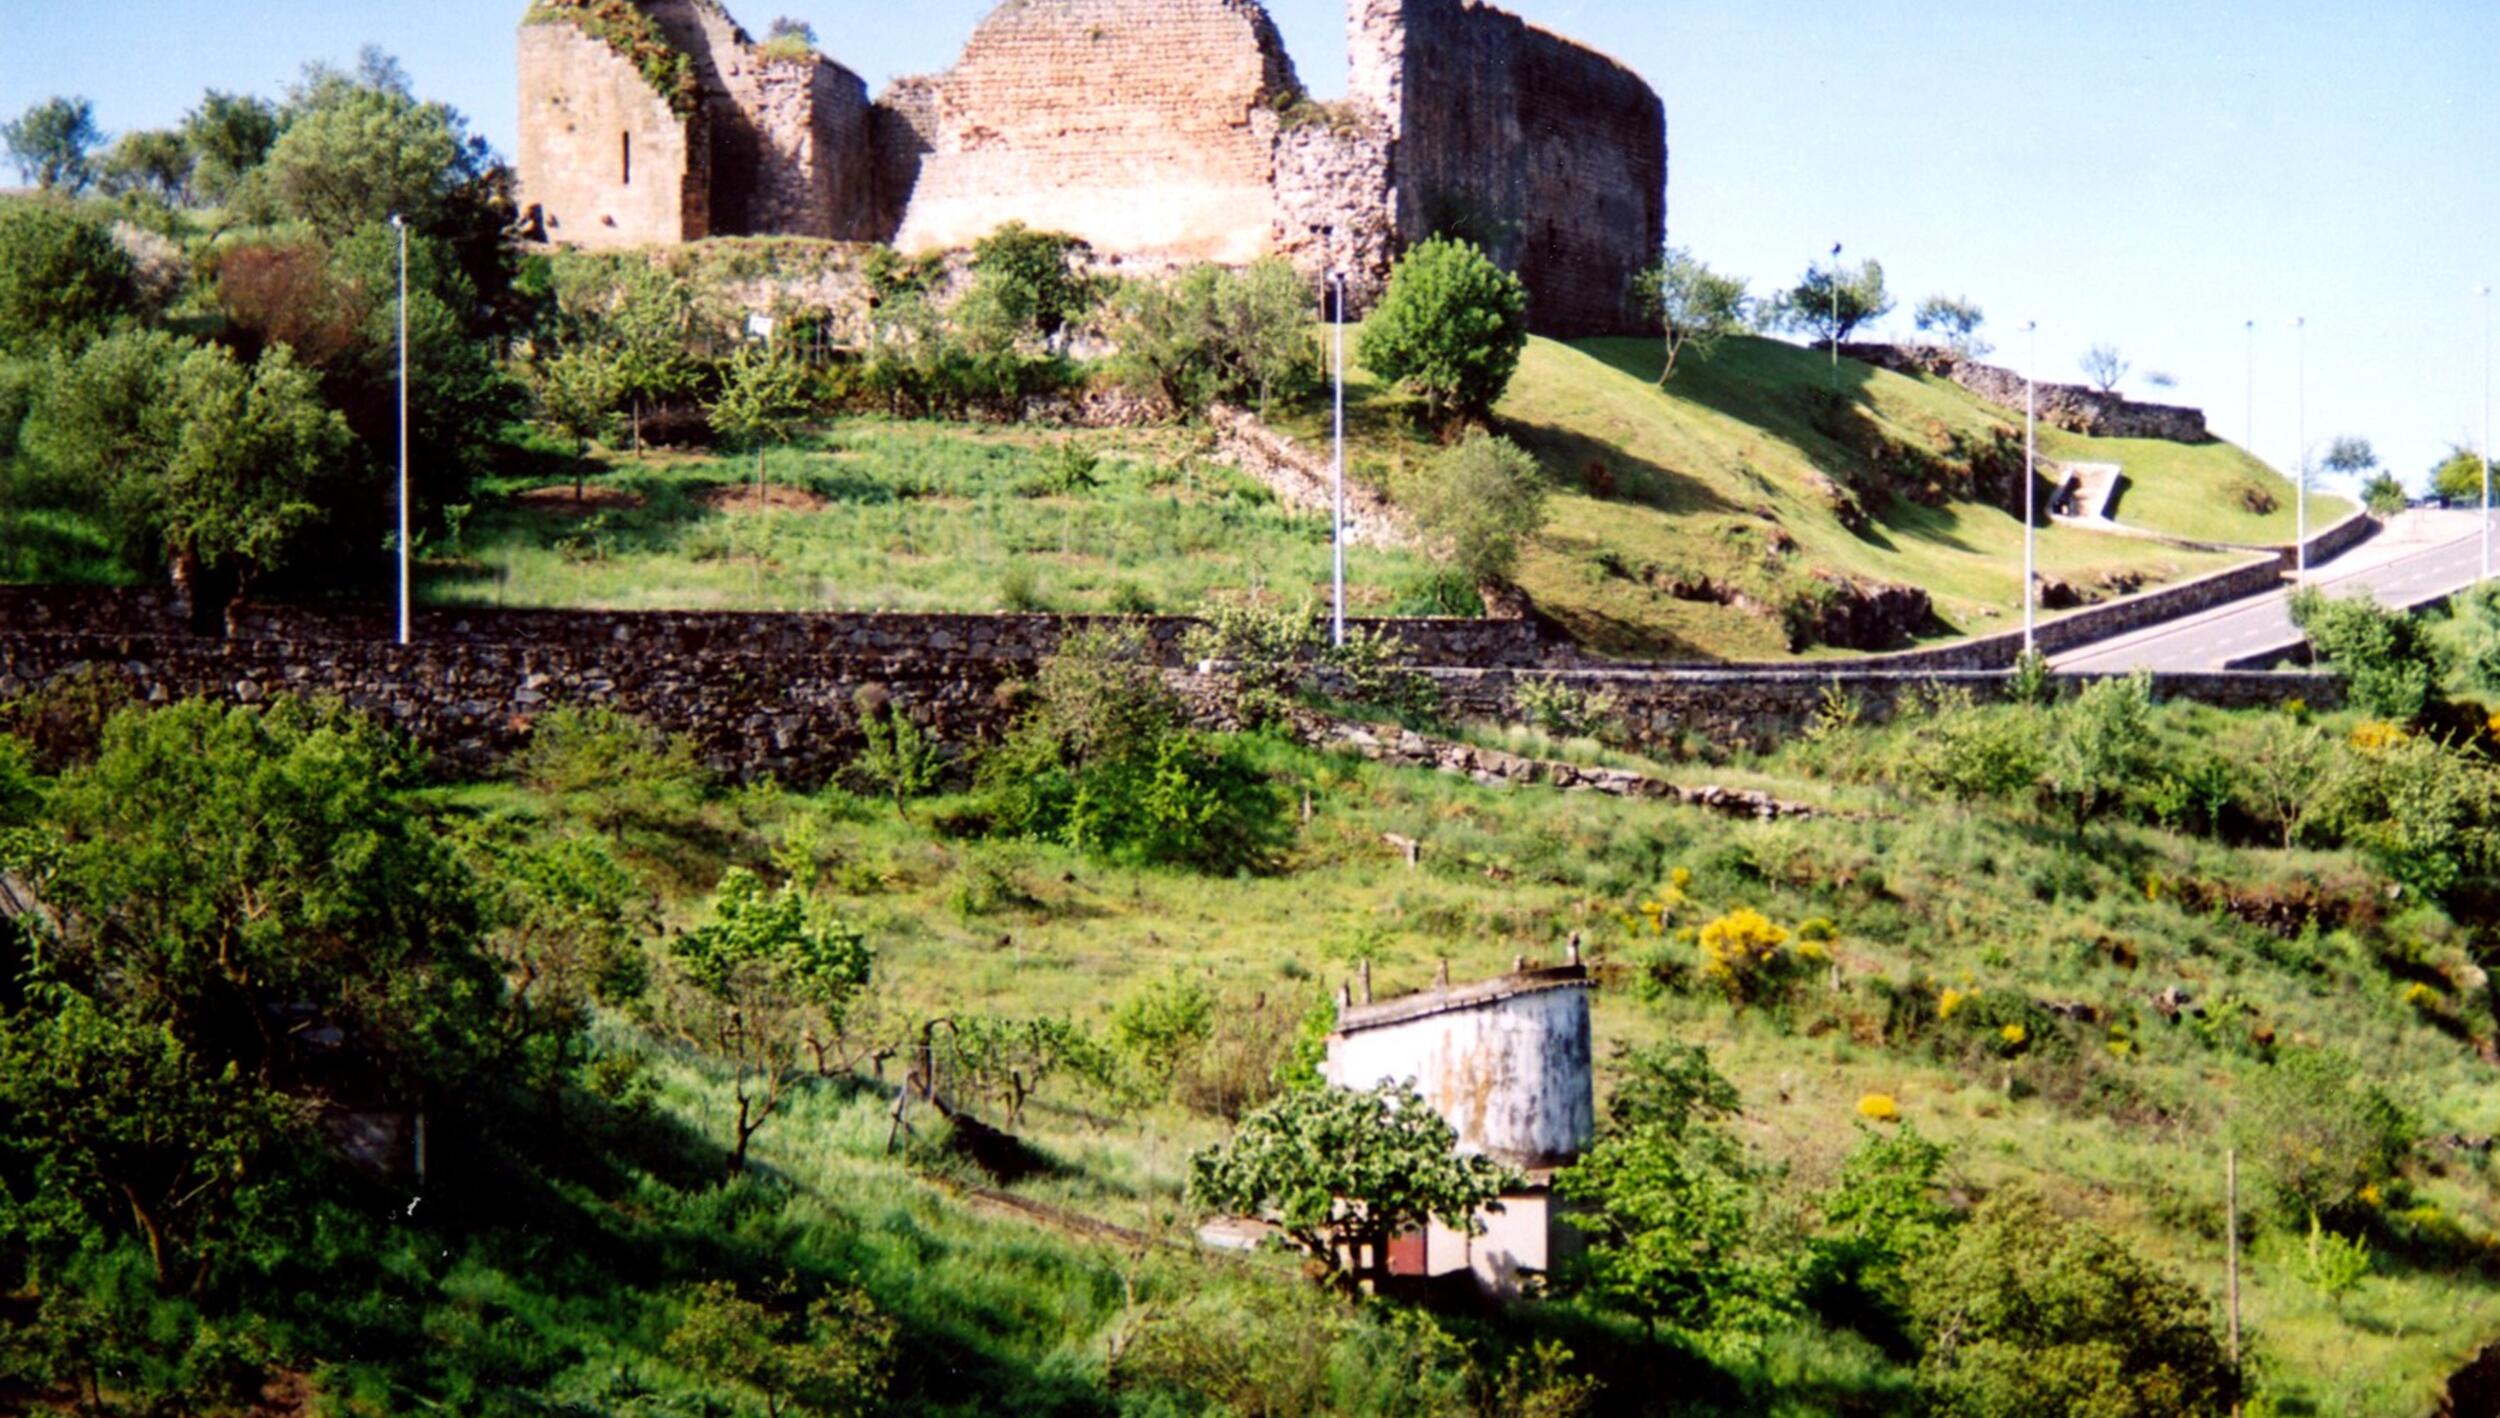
xmin=2043 ymin=428 xmax=2352 ymax=545
xmin=1287 ymin=335 xmax=2295 ymax=661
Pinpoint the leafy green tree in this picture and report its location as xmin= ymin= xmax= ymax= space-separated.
xmin=3 ymin=699 xmax=501 ymax=1293
xmin=2037 ymin=672 xmax=2154 ymax=833
xmin=2235 ymin=1048 xmax=2412 ymax=1222
xmin=669 ymin=867 xmax=873 ymax=1176
xmin=1773 ymin=255 xmax=1893 ymax=346
xmin=17 ymin=329 xmax=183 ymax=535
xmin=1906 ymin=1189 xmax=2240 ymax=1418
xmin=257 ymin=52 xmax=491 ymax=236
xmin=2233 ymin=708 xmax=2338 ymax=849
xmin=963 ymin=221 xmax=1105 ymax=345
xmin=1557 ymin=1044 xmax=1796 ymax=1351
xmin=2289 ymin=586 xmax=2444 ymax=721
xmin=2361 ymin=471 xmax=2409 ymax=517
xmin=1395 ymin=431 xmax=1549 ymax=592
xmin=2080 ymin=344 xmax=2130 ymax=394
xmin=98 ymin=128 xmax=195 ymax=204
xmin=2318 ymin=728 xmax=2497 ymax=898
xmin=1109 ymin=259 xmax=1321 ymax=415
xmin=2 ymin=96 xmax=104 ymax=194
xmin=709 ymin=343 xmax=813 ymax=491
xmin=2431 ymin=445 xmax=2495 ymax=505
xmin=1357 ymin=236 xmax=1529 ymax=429
xmin=1631 ymin=248 xmax=1750 ymax=382
xmin=0 ymin=199 xmax=136 ymax=354
xmin=607 ymin=262 xmax=704 ymax=452
xmin=664 ymin=1279 xmax=896 ymax=1418
xmin=1912 ymin=294 xmax=1990 ymax=358
xmin=2323 ymin=435 xmax=2378 ymax=481
xmin=1807 ymin=1123 xmax=1953 ymax=1325
xmin=149 ymin=341 xmax=355 ymax=615
xmin=1189 ymin=1080 xmax=1520 ymax=1287
xmin=181 ymin=91 xmax=281 ymax=205
xmin=530 ymin=341 xmax=623 ymax=498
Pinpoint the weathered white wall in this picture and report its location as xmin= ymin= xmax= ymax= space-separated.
xmin=1326 ymin=981 xmax=1593 ymax=1167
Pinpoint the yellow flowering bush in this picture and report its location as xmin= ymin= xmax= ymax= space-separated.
xmin=1857 ymin=1093 xmax=1901 ymax=1122
xmin=1696 ymin=907 xmax=1793 ymax=1003
xmin=1637 ymin=867 xmax=1694 ymax=934
xmin=1998 ymin=1022 xmax=2029 ymax=1056
xmin=2401 ymin=982 xmax=2440 ymax=1010
xmin=2350 ymin=720 xmax=2410 ymax=753
xmin=2486 ymin=710 xmax=2500 ymax=740
xmin=1939 ymin=987 xmax=1972 ymax=1021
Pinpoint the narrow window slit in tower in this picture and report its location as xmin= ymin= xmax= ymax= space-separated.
xmin=621 ymin=132 xmax=632 ymax=185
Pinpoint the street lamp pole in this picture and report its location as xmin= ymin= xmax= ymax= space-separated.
xmin=2024 ymin=320 xmax=2038 ymax=657
xmin=2294 ymin=315 xmax=2308 ymax=581
xmin=2244 ymin=318 xmax=2255 ymax=452
xmin=391 ymin=213 xmax=410 ymax=646
xmin=2481 ymin=284 xmax=2492 ymax=583
xmin=1331 ymin=270 xmax=1347 ymax=649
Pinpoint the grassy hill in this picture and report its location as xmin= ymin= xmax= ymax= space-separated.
xmin=432 ymin=334 xmax=2333 ymax=662
xmin=1283 ymin=334 xmax=2343 ymax=660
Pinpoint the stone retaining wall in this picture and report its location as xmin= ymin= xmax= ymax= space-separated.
xmin=1838 ymin=343 xmax=2210 ymax=443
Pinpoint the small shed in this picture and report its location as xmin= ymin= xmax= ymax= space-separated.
xmin=1324 ymin=961 xmax=1595 ymax=1299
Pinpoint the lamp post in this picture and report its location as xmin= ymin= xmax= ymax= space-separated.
xmin=2244 ymin=318 xmax=2255 ymax=452
xmin=2481 ymin=284 xmax=2492 ymax=583
xmin=390 ymin=212 xmax=410 ymax=646
xmin=2024 ymin=319 xmax=2038 ymax=657
xmin=2294 ymin=315 xmax=2308 ymax=581
xmin=1331 ymin=270 xmax=1347 ymax=649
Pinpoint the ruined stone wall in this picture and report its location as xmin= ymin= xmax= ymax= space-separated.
xmin=1351 ymin=0 xmax=1666 ymax=337
xmin=1839 ymin=344 xmax=2212 ymax=443
xmin=516 ymin=19 xmax=708 ymax=248
xmin=891 ymin=0 xmax=1300 ymax=264
xmin=869 ymin=77 xmax=941 ymax=241
xmin=1269 ymin=115 xmax=1397 ymax=310
xmin=745 ymin=55 xmax=880 ymax=239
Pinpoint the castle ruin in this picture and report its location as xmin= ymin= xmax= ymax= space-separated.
xmin=516 ymin=0 xmax=1667 ymax=336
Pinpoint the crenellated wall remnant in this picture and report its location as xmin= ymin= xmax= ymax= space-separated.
xmin=516 ymin=0 xmax=1668 ymax=335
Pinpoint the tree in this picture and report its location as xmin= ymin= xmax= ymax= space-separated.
xmin=0 ymin=199 xmax=136 ymax=354
xmin=1631 ymin=248 xmax=1750 ymax=382
xmin=2431 ymin=445 xmax=2494 ymax=505
xmin=1912 ymin=294 xmax=1990 ymax=358
xmin=2289 ymin=586 xmax=2444 ymax=722
xmin=664 ymin=1279 xmax=895 ymax=1418
xmin=531 ymin=342 xmax=624 ymax=498
xmin=2235 ymin=709 xmax=2337 ymax=849
xmin=2323 ymin=435 xmax=2377 ymax=480
xmin=607 ymin=263 xmax=703 ymax=452
xmin=2080 ymin=344 xmax=2130 ymax=395
xmin=257 ymin=51 xmax=496 ymax=237
xmin=2036 ymin=671 xmax=2154 ymax=834
xmin=709 ymin=342 xmax=812 ymax=493
xmin=2361 ymin=472 xmax=2409 ymax=517
xmin=1395 ymin=432 xmax=1549 ymax=592
xmin=1773 ymin=255 xmax=1892 ymax=346
xmin=149 ymin=342 xmax=355 ymax=617
xmin=1557 ymin=1045 xmax=1796 ymax=1350
xmin=963 ymin=221 xmax=1105 ymax=346
xmin=1907 ymin=1189 xmax=2239 ymax=1418
xmin=1108 ymin=259 xmax=1320 ymax=415
xmin=669 ymin=867 xmax=872 ymax=1176
xmin=1357 ymin=236 xmax=1529 ymax=430
xmin=3 ymin=698 xmax=502 ymax=1292
xmin=181 ymin=91 xmax=281 ymax=205
xmin=98 ymin=128 xmax=195 ymax=205
xmin=3 ymin=96 xmax=104 ymax=194
xmin=1188 ymin=1080 xmax=1519 ymax=1287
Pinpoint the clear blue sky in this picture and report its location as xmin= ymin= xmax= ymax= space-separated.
xmin=6 ymin=0 xmax=2496 ymax=488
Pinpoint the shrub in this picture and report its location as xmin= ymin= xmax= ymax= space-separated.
xmin=1696 ymin=907 xmax=1797 ymax=1005
xmin=1109 ymin=259 xmax=1320 ymax=416
xmin=851 ymin=693 xmax=943 ymax=812
xmin=2317 ymin=730 xmax=2497 ymax=898
xmin=1808 ymin=1123 xmax=1951 ymax=1327
xmin=1324 ymin=626 xmax=1442 ymax=724
xmin=512 ymin=705 xmax=710 ymax=836
xmin=1181 ymin=595 xmax=1322 ymax=724
xmin=1905 ymin=692 xmax=2043 ymax=804
xmin=1514 ymin=675 xmax=1618 ymax=740
xmin=2233 ymin=1046 xmax=2415 ymax=1225
xmin=1357 ymin=236 xmax=1529 ymax=429
xmin=2290 ymin=586 xmax=2443 ymax=721
xmin=1906 ymin=1189 xmax=2239 ymax=1418
xmin=2038 ymin=672 xmax=2154 ymax=833
xmin=663 ymin=1279 xmax=895 ymax=1417
xmin=0 ymin=198 xmax=135 ymax=355
xmin=1394 ymin=431 xmax=1550 ymax=593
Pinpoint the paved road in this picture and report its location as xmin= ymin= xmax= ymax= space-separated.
xmin=2055 ymin=528 xmax=2490 ymax=674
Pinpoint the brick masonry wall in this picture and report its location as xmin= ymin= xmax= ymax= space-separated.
xmin=892 ymin=0 xmax=1299 ymax=265
xmin=745 ymin=55 xmax=881 ymax=240
xmin=1353 ymin=0 xmax=1666 ymax=337
xmin=516 ymin=20 xmax=709 ymax=247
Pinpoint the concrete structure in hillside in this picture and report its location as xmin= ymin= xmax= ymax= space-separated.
xmin=1325 ymin=959 xmax=1594 ymax=1298
xmin=515 ymin=0 xmax=1666 ymax=335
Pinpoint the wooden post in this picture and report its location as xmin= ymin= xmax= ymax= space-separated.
xmin=2227 ymin=1145 xmax=2242 ymax=1416
xmin=1358 ymin=958 xmax=1373 ymax=1005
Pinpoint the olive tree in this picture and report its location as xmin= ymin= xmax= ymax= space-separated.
xmin=1773 ymin=255 xmax=1893 ymax=346
xmin=1395 ymin=431 xmax=1550 ymax=593
xmin=2 ymin=96 xmax=104 ymax=194
xmin=1912 ymin=294 xmax=1990 ymax=359
xmin=0 ymin=200 xmax=135 ymax=355
xmin=1631 ymin=248 xmax=1750 ymax=383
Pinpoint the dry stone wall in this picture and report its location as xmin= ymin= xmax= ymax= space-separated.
xmin=891 ymin=0 xmax=1299 ymax=265
xmin=1839 ymin=344 xmax=2212 ymax=443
